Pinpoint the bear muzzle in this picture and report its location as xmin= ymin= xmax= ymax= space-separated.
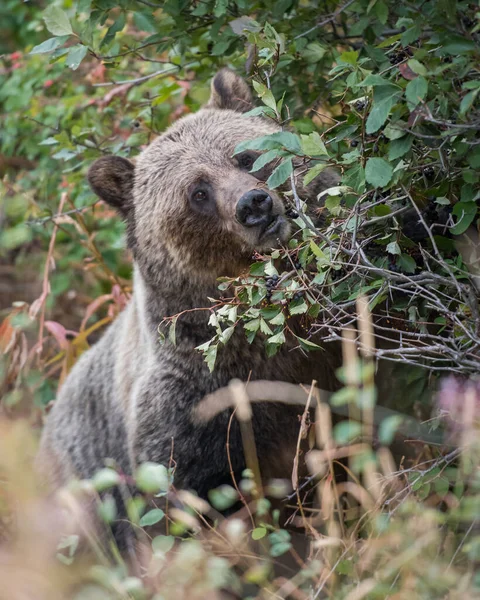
xmin=235 ymin=189 xmax=289 ymax=246
xmin=236 ymin=189 xmax=273 ymax=228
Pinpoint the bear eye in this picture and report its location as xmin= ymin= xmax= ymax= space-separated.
xmin=237 ymin=153 xmax=256 ymax=172
xmin=188 ymin=181 xmax=216 ymax=216
xmin=192 ymin=189 xmax=208 ymax=203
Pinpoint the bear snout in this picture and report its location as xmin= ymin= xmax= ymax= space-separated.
xmin=235 ymin=189 xmax=273 ymax=228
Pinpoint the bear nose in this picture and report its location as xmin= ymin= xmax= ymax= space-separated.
xmin=236 ymin=189 xmax=273 ymax=227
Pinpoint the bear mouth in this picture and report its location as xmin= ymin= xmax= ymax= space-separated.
xmin=259 ymin=214 xmax=287 ymax=242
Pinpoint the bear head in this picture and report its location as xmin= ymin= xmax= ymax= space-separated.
xmin=88 ymin=69 xmax=293 ymax=286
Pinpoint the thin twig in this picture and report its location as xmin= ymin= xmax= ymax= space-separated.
xmin=294 ymin=0 xmax=357 ymax=40
xmin=93 ymin=65 xmax=182 ymax=88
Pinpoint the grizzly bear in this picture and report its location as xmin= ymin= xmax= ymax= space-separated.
xmin=37 ymin=69 xmax=341 ymax=507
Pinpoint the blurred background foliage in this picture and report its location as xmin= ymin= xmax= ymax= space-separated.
xmin=1 ymin=0 xmax=479 ymax=411
xmin=0 ymin=1 xmax=479 ymax=598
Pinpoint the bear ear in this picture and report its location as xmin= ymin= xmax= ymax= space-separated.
xmin=88 ymin=156 xmax=135 ymax=217
xmin=206 ymin=68 xmax=253 ymax=113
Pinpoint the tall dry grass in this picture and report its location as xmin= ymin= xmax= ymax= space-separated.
xmin=0 ymin=299 xmax=478 ymax=599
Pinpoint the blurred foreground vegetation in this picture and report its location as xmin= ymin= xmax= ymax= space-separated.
xmin=0 ymin=0 xmax=479 ymax=598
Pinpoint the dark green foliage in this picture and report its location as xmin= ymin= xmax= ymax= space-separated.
xmin=0 ymin=2 xmax=479 ymax=598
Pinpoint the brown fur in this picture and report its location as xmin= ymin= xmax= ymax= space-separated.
xmin=37 ymin=70 xmax=341 ymax=531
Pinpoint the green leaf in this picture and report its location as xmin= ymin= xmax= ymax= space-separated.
xmin=92 ymin=468 xmax=120 ymax=492
xmin=78 ymin=0 xmax=92 ymax=14
xmin=214 ymin=0 xmax=229 ymax=17
xmin=140 ymin=508 xmax=165 ymax=527
xmin=302 ymin=42 xmax=327 ymax=63
xmin=325 ymin=195 xmax=341 ymax=216
xmin=374 ymin=204 xmax=391 ymax=217
xmin=317 ymin=185 xmax=350 ymax=200
xmin=39 ymin=137 xmax=59 ymax=146
xmin=266 ymin=330 xmax=286 ymax=345
xmin=270 ymin=541 xmax=292 ymax=557
xmin=343 ymin=163 xmax=366 ymax=193
xmin=451 ymin=202 xmax=477 ymax=236
xmin=133 ymin=12 xmax=157 ymax=33
xmin=365 ymin=158 xmax=393 ymax=188
xmin=366 ymin=102 xmax=391 ymax=133
xmin=0 ymin=224 xmax=32 ymax=250
xmin=379 ymin=415 xmax=404 ymax=445
xmin=398 ymin=253 xmax=416 ymax=273
xmin=467 ymin=147 xmax=480 ymax=169
xmin=434 ymin=477 xmax=450 ymax=498
xmin=252 ymin=81 xmax=277 ymax=112
xmin=300 ymin=132 xmax=328 ymax=157
xmin=289 ymin=299 xmax=308 ymax=315
xmin=65 ymin=45 xmax=88 ymax=70
xmin=441 ymin=36 xmax=476 ymax=54
xmin=365 ymin=85 xmax=401 ymax=134
xmin=208 ymin=485 xmax=238 ymax=511
xmin=460 ymin=90 xmax=479 ymax=115
xmin=52 ymin=148 xmax=77 ymax=161
xmin=383 ymin=123 xmax=407 ymax=140
xmin=230 ymin=16 xmax=261 ymax=35
xmin=100 ymin=12 xmax=126 ymax=49
xmin=359 ymin=74 xmax=390 ymax=87
xmin=234 ymin=132 xmax=301 ymax=156
xmin=386 ymin=241 xmax=401 ymax=255
xmin=250 ymin=261 xmax=266 ymax=276
xmin=378 ymin=33 xmax=402 ymax=48
xmin=205 ymin=344 xmax=218 ymax=372
xmin=337 ymin=559 xmax=355 ymax=576
xmin=242 ymin=106 xmax=276 ymax=118
xmin=388 ymin=135 xmax=413 ymax=160
xmin=136 ymin=463 xmax=169 ymax=494
xmin=152 ymin=535 xmax=175 ymax=554
xmin=269 ymin=312 xmax=285 ymax=326
xmin=251 ymin=149 xmax=279 ymax=173
xmin=461 ymin=184 xmax=475 ymax=203
xmin=220 ymin=326 xmax=235 ymax=343
xmin=211 ymin=38 xmax=234 ymax=55
xmin=168 ymin=317 xmax=177 ymax=345
xmin=269 ymin=529 xmax=290 ymax=545
xmin=406 ymin=76 xmax=428 ymax=108
xmin=30 ymin=37 xmax=65 ymax=55
xmin=98 ymin=495 xmax=117 ymax=524
xmin=340 ymin=50 xmax=358 ymax=65
xmin=264 ymin=261 xmax=278 ymax=278
xmin=259 ymin=318 xmax=273 ymax=335
xmin=341 ymin=149 xmax=361 ymax=164
xmin=292 ymin=334 xmax=322 ymax=351
xmin=252 ymin=527 xmax=267 ymax=540
xmin=303 ymin=162 xmax=329 ymax=186
xmin=463 ymin=81 xmax=480 ymax=90
xmin=373 ymin=0 xmax=388 ymax=24
xmin=269 ymin=132 xmax=302 ymax=154
xmin=401 ymin=24 xmax=421 ymax=46
xmin=333 ymin=421 xmax=362 ymax=444
xmin=309 ymin=240 xmax=326 ymax=259
xmin=261 ymin=305 xmax=281 ymax=320
xmin=267 ymin=157 xmax=293 ymax=189
xmin=43 ymin=6 xmax=73 ymax=36
xmin=407 ymin=59 xmax=427 ymax=76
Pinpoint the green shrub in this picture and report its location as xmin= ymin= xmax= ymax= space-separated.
xmin=0 ymin=1 xmax=479 ymax=598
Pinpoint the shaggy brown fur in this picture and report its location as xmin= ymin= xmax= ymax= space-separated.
xmin=37 ymin=69 xmax=341 ymax=516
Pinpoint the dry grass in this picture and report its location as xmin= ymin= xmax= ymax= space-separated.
xmin=0 ymin=299 xmax=478 ymax=599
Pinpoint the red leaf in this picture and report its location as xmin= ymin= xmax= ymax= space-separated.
xmin=407 ymin=107 xmax=425 ymax=127
xmin=399 ymin=63 xmax=417 ymax=80
xmin=81 ymin=294 xmax=113 ymax=331
xmin=45 ymin=321 xmax=69 ymax=350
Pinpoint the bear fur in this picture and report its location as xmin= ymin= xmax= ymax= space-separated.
xmin=37 ymin=69 xmax=341 ymax=501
